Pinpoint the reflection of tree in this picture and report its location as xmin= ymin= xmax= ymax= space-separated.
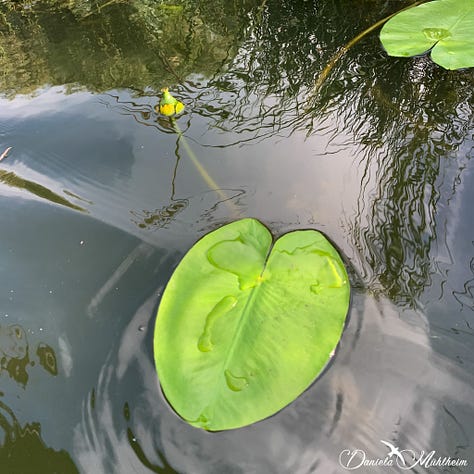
xmin=2 ymin=0 xmax=473 ymax=306
xmin=37 ymin=343 xmax=58 ymax=375
xmin=0 ymin=0 xmax=259 ymax=97
xmin=453 ymin=256 xmax=474 ymax=311
xmin=0 ymin=400 xmax=79 ymax=473
xmin=88 ymin=0 xmax=472 ymax=306
xmin=351 ymin=124 xmax=441 ymax=306
xmin=198 ymin=0 xmax=413 ymax=140
xmin=0 ymin=324 xmax=75 ymax=470
xmin=0 ymin=169 xmax=85 ymax=212
xmin=0 ymin=324 xmax=29 ymax=386
xmin=203 ymin=0 xmax=474 ymax=305
xmin=342 ymin=57 xmax=473 ymax=306
xmin=0 ymin=323 xmax=58 ymax=386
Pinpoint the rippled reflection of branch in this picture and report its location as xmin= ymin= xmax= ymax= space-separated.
xmin=99 ymin=93 xmax=175 ymax=135
xmin=197 ymin=188 xmax=246 ymax=219
xmin=346 ymin=68 xmax=473 ymax=306
xmin=452 ymin=255 xmax=474 ymax=312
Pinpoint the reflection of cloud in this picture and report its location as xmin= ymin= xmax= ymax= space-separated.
xmin=58 ymin=336 xmax=73 ymax=378
xmin=428 ymin=151 xmax=474 ymax=312
xmin=274 ymin=295 xmax=474 ymax=473
xmin=71 ymin=288 xmax=474 ymax=473
xmin=0 ymin=87 xmax=91 ymax=118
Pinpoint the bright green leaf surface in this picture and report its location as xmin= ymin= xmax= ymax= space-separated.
xmin=154 ymin=218 xmax=350 ymax=431
xmin=380 ymin=0 xmax=474 ymax=70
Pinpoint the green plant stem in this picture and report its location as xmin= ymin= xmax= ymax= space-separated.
xmin=309 ymin=1 xmax=426 ymax=97
xmin=171 ymin=119 xmax=238 ymax=214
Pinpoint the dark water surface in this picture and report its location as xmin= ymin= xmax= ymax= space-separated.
xmin=0 ymin=0 xmax=473 ymax=473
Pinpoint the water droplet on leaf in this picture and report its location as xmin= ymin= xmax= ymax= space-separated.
xmin=197 ymin=296 xmax=237 ymax=352
xmin=423 ymin=27 xmax=451 ymax=41
xmin=224 ymin=369 xmax=248 ymax=392
xmin=310 ymin=280 xmax=320 ymax=294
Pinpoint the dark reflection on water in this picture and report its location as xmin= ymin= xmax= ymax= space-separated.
xmin=0 ymin=400 xmax=79 ymax=473
xmin=343 ymin=60 xmax=473 ymax=306
xmin=0 ymin=0 xmax=259 ymax=96
xmin=0 ymin=0 xmax=473 ymax=473
xmin=131 ymin=199 xmax=189 ymax=231
xmin=0 ymin=323 xmax=58 ymax=386
xmin=0 ymin=324 xmax=30 ymax=387
xmin=0 ymin=323 xmax=78 ymax=471
xmin=0 ymin=168 xmax=85 ymax=212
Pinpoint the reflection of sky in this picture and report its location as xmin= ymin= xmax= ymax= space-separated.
xmin=0 ymin=86 xmax=364 ymax=252
xmin=71 ymin=285 xmax=474 ymax=473
xmin=0 ymin=87 xmax=91 ymax=118
xmin=3 ymin=84 xmax=471 ymax=307
xmin=425 ymin=149 xmax=474 ymax=349
xmin=0 ymin=87 xmax=203 ymax=249
xmin=1 ymin=74 xmax=473 ymax=473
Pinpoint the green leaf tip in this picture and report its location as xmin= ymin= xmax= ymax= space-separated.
xmin=380 ymin=0 xmax=474 ymax=70
xmin=154 ymin=218 xmax=350 ymax=431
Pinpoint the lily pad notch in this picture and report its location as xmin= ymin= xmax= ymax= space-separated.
xmin=380 ymin=0 xmax=474 ymax=70
xmin=154 ymin=218 xmax=351 ymax=431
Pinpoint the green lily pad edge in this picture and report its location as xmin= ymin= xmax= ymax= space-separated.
xmin=380 ymin=0 xmax=474 ymax=70
xmin=154 ymin=217 xmax=351 ymax=431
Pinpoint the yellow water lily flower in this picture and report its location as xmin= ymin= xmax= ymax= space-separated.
xmin=157 ymin=87 xmax=185 ymax=117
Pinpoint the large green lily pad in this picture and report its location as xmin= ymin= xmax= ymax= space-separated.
xmin=380 ymin=0 xmax=474 ymax=70
xmin=154 ymin=218 xmax=350 ymax=431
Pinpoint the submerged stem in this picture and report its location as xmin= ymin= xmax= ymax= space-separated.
xmin=309 ymin=1 xmax=425 ymax=97
xmin=171 ymin=120 xmax=238 ymax=215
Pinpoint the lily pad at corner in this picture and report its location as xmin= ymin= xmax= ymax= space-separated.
xmin=380 ymin=0 xmax=474 ymax=70
xmin=154 ymin=218 xmax=350 ymax=431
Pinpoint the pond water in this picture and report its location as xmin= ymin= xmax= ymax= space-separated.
xmin=1 ymin=0 xmax=473 ymax=472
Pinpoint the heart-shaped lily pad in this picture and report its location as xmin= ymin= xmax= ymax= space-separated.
xmin=154 ymin=218 xmax=350 ymax=431
xmin=380 ymin=0 xmax=474 ymax=70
